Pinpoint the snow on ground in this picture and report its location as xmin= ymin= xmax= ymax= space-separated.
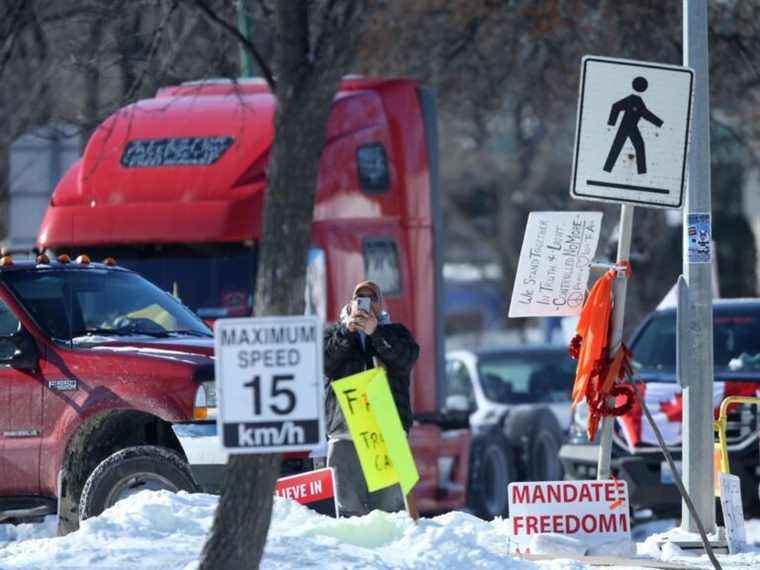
xmin=0 ymin=491 xmax=759 ymax=569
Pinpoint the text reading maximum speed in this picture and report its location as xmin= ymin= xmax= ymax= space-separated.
xmin=237 ymin=348 xmax=301 ymax=368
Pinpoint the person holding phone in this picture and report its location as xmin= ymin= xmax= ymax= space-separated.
xmin=323 ymin=280 xmax=419 ymax=517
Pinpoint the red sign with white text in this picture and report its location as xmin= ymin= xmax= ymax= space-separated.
xmin=275 ymin=467 xmax=338 ymax=518
xmin=507 ymin=480 xmax=631 ymax=552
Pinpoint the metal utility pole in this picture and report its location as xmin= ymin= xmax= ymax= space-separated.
xmin=596 ymin=204 xmax=633 ymax=480
xmin=681 ymin=0 xmax=715 ymax=534
xmin=237 ymin=0 xmax=254 ymax=77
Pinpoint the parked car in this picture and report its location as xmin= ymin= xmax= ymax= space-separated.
xmin=444 ymin=345 xmax=575 ymax=518
xmin=560 ymin=299 xmax=760 ymax=518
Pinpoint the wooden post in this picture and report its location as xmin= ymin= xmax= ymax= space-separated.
xmin=404 ymin=490 xmax=420 ymax=522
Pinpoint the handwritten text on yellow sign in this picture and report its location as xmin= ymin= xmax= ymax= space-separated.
xmin=332 ymin=368 xmax=418 ymax=494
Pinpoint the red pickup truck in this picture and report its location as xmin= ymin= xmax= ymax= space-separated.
xmin=0 ymin=256 xmax=217 ymax=534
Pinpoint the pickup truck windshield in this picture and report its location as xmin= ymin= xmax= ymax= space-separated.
xmin=3 ymin=269 xmax=211 ymax=341
xmin=477 ymin=351 xmax=575 ymax=404
xmin=632 ymin=310 xmax=760 ymax=374
xmin=81 ymin=244 xmax=257 ymax=319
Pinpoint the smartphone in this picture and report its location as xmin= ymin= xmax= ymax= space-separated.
xmin=355 ymin=297 xmax=372 ymax=312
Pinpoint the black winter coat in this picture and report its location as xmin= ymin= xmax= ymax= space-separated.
xmin=324 ymin=322 xmax=419 ymax=436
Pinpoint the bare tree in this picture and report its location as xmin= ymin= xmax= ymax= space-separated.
xmin=357 ymin=0 xmax=760 ymax=331
xmin=4 ymin=0 xmax=760 ymax=332
xmin=195 ymin=2 xmax=366 ymax=568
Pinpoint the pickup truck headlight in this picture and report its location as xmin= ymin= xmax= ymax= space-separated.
xmin=568 ymin=401 xmax=591 ymax=443
xmin=194 ymin=381 xmax=217 ymax=420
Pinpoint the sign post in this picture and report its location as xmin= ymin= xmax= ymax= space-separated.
xmin=570 ymin=55 xmax=694 ymax=479
xmin=682 ymin=0 xmax=716 ymax=535
xmin=594 ymin=204 xmax=633 ymax=480
xmin=214 ymin=316 xmax=324 ymax=454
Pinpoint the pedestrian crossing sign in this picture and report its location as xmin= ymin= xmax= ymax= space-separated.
xmin=571 ymin=56 xmax=694 ymax=209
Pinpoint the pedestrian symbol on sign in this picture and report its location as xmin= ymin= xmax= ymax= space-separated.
xmin=570 ymin=56 xmax=694 ymax=209
xmin=602 ymin=76 xmax=663 ymax=175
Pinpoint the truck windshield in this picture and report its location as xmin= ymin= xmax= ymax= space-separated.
xmin=3 ymin=269 xmax=211 ymax=342
xmin=477 ymin=351 xmax=575 ymax=404
xmin=83 ymin=244 xmax=257 ymax=319
xmin=632 ymin=309 xmax=760 ymax=374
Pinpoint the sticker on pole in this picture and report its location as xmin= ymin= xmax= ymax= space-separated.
xmin=507 ymin=480 xmax=631 ymax=553
xmin=687 ymin=213 xmax=711 ymax=263
xmin=214 ymin=316 xmax=324 ymax=453
xmin=275 ymin=468 xmax=338 ymax=518
xmin=509 ymin=211 xmax=603 ymax=318
xmin=571 ymin=56 xmax=694 ymax=209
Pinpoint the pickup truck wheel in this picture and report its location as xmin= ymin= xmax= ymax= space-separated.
xmin=79 ymin=446 xmax=198 ymax=521
xmin=527 ymin=413 xmax=564 ymax=481
xmin=506 ymin=407 xmax=564 ymax=482
xmin=467 ymin=430 xmax=513 ymax=519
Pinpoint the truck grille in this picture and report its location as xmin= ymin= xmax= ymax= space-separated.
xmin=612 ymin=401 xmax=759 ymax=453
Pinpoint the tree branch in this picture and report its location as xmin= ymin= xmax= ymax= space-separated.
xmin=183 ymin=0 xmax=276 ymax=90
xmin=122 ymin=0 xmax=179 ymax=103
xmin=0 ymin=0 xmax=29 ymax=80
xmin=311 ymin=0 xmax=366 ymax=76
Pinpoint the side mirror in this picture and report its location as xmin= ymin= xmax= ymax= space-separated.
xmin=0 ymin=329 xmax=39 ymax=370
xmin=444 ymin=394 xmax=471 ymax=413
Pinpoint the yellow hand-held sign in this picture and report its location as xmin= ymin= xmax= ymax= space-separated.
xmin=366 ymin=371 xmax=420 ymax=496
xmin=332 ymin=368 xmax=419 ymax=494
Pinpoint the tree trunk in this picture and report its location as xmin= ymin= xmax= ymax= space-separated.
xmin=199 ymin=2 xmax=365 ymax=568
xmin=197 ymin=453 xmax=282 ymax=570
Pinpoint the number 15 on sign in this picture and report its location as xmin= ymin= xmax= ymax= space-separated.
xmin=214 ymin=316 xmax=325 ymax=454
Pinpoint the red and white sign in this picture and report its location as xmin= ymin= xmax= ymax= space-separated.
xmin=275 ymin=467 xmax=338 ymax=518
xmin=507 ymin=480 xmax=631 ymax=551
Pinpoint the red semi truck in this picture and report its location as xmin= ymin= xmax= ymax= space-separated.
xmin=37 ymin=78 xmax=471 ymax=517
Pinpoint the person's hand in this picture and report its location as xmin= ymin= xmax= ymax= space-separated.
xmin=359 ymin=310 xmax=377 ymax=335
xmin=348 ymin=313 xmax=368 ymax=332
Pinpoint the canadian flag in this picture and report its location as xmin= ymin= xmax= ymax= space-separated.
xmin=616 ymin=381 xmax=760 ymax=450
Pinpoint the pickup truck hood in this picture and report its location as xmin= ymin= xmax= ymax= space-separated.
xmin=616 ymin=371 xmax=760 ymax=451
xmin=84 ymin=336 xmax=214 ymax=367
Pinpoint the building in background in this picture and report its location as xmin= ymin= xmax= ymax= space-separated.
xmin=6 ymin=124 xmax=80 ymax=251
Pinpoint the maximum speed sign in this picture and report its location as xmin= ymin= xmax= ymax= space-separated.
xmin=214 ymin=316 xmax=325 ymax=453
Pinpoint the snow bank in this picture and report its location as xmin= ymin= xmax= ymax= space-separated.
xmin=0 ymin=491 xmax=583 ymax=569
xmin=637 ymin=519 xmax=760 ymax=569
xmin=1 ymin=490 xmax=759 ymax=569
xmin=0 ymin=491 xmax=216 ymax=569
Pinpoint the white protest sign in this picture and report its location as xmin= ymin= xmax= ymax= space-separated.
xmin=719 ymin=473 xmax=747 ymax=554
xmin=507 ymin=480 xmax=631 ymax=552
xmin=214 ymin=316 xmax=324 ymax=453
xmin=571 ymin=56 xmax=694 ymax=209
xmin=509 ymin=211 xmax=603 ymax=318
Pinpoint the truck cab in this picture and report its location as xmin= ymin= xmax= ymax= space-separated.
xmin=0 ymin=256 xmax=215 ymax=533
xmin=37 ymin=78 xmax=470 ymax=514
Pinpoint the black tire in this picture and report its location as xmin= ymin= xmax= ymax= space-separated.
xmin=525 ymin=410 xmax=564 ymax=481
xmin=504 ymin=406 xmax=564 ymax=482
xmin=79 ymin=445 xmax=198 ymax=521
xmin=467 ymin=429 xmax=514 ymax=519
